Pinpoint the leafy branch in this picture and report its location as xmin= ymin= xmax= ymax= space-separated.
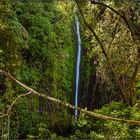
xmin=75 ymin=0 xmax=129 ymax=105
xmin=90 ymin=0 xmax=140 ymax=106
xmin=76 ymin=0 xmax=140 ymax=106
xmin=91 ymin=0 xmax=140 ymax=106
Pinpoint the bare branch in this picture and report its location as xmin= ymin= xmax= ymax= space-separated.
xmin=0 ymin=91 xmax=31 ymax=118
xmin=7 ymin=92 xmax=32 ymax=113
xmin=0 ymin=113 xmax=7 ymax=118
xmin=1 ymin=70 xmax=140 ymax=126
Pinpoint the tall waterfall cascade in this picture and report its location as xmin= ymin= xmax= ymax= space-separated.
xmin=74 ymin=13 xmax=81 ymax=121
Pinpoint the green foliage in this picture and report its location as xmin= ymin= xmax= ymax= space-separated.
xmin=27 ymin=123 xmax=57 ymax=139
xmin=0 ymin=0 xmax=75 ymax=139
xmin=0 ymin=0 xmax=140 ymax=139
xmin=70 ymin=102 xmax=140 ymax=139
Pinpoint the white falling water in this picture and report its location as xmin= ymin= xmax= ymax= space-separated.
xmin=74 ymin=14 xmax=81 ymax=121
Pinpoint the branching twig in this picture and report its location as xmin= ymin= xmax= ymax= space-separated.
xmin=0 ymin=113 xmax=7 ymax=118
xmin=7 ymin=92 xmax=32 ymax=113
xmin=0 ymin=91 xmax=31 ymax=118
xmin=107 ymin=19 xmax=120 ymax=52
xmin=0 ymin=91 xmax=31 ymax=140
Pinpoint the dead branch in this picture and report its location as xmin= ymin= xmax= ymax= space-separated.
xmin=0 ymin=70 xmax=140 ymax=126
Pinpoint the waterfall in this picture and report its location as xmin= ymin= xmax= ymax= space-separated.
xmin=74 ymin=13 xmax=81 ymax=121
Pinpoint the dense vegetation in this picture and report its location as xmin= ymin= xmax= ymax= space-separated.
xmin=0 ymin=0 xmax=140 ymax=139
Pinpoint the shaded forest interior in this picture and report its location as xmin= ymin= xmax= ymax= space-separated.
xmin=0 ymin=0 xmax=140 ymax=139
